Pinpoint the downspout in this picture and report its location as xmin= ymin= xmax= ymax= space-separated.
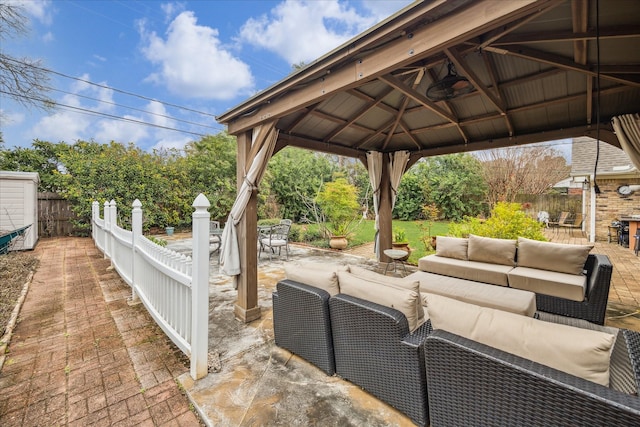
xmin=589 ymin=174 xmax=597 ymax=242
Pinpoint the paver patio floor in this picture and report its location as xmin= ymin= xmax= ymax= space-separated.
xmin=1 ymin=232 xmax=638 ymax=426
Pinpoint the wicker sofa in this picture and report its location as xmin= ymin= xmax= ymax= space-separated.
xmin=273 ymin=262 xmax=432 ymax=426
xmin=423 ymin=299 xmax=640 ymax=426
xmin=419 ymin=235 xmax=613 ymax=324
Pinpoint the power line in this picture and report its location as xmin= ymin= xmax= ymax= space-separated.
xmin=3 ymin=56 xmax=218 ymax=118
xmin=1 ymin=90 xmax=209 ymax=138
xmin=47 ymin=87 xmax=222 ymax=131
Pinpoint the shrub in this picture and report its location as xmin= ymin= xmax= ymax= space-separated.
xmin=448 ymin=202 xmax=546 ymax=241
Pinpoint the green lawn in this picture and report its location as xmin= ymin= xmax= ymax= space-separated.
xmin=294 ymin=219 xmax=449 ymax=265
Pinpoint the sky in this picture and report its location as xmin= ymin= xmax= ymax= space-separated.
xmin=1 ymin=0 xmax=413 ymax=151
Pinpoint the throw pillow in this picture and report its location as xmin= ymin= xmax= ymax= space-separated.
xmin=517 ymin=237 xmax=593 ymax=275
xmin=284 ymin=261 xmax=342 ymax=296
xmin=337 ymin=271 xmax=425 ymax=332
xmin=435 ymin=236 xmax=469 ymax=260
xmin=347 ymin=265 xmax=425 ymax=320
xmin=468 ymin=234 xmax=517 ymax=266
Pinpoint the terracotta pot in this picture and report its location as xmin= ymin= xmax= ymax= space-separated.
xmin=391 ymin=242 xmax=411 ymax=260
xmin=329 ymin=236 xmax=348 ymax=250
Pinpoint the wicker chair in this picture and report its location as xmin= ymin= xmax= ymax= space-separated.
xmin=272 ymin=279 xmax=335 ymax=375
xmin=329 ymin=294 xmax=431 ymax=427
xmin=425 ymin=327 xmax=640 ymax=426
xmin=536 ymin=254 xmax=612 ymax=325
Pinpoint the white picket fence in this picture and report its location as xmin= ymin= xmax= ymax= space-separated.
xmin=91 ymin=195 xmax=210 ymax=380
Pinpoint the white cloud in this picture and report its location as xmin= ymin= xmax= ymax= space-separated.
xmin=12 ymin=0 xmax=53 ymax=25
xmin=31 ymin=109 xmax=90 ymax=143
xmin=239 ymin=0 xmax=380 ymax=65
xmin=139 ymin=11 xmax=254 ymax=100
xmin=42 ymin=31 xmax=54 ymax=43
xmin=0 ymin=110 xmax=25 ymax=126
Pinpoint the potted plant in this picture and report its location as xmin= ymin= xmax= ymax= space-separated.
xmin=316 ymin=178 xmax=360 ymax=250
xmin=392 ymin=227 xmax=411 ymax=260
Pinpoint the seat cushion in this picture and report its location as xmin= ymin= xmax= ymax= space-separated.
xmin=405 ymin=270 xmax=536 ymax=317
xmin=508 ymin=266 xmax=587 ymax=302
xmin=337 ymin=271 xmax=424 ymax=332
xmin=418 ymin=254 xmax=512 ymax=287
xmin=468 ymin=234 xmax=517 ymax=266
xmin=435 ymin=236 xmax=468 ymax=260
xmin=517 ymin=237 xmax=593 ymax=275
xmin=425 ymin=294 xmax=616 ymax=386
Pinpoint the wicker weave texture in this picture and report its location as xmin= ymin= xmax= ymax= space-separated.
xmin=425 ymin=330 xmax=640 ymax=427
xmin=536 ymin=254 xmax=612 ymax=325
xmin=329 ymin=294 xmax=429 ymax=427
xmin=272 ymin=280 xmax=335 ymax=375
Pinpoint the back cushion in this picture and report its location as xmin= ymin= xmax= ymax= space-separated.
xmin=284 ymin=261 xmax=342 ymax=296
xmin=435 ymin=236 xmax=469 ymax=260
xmin=337 ymin=271 xmax=425 ymax=332
xmin=468 ymin=234 xmax=517 ymax=266
xmin=517 ymin=237 xmax=593 ymax=275
xmin=425 ymin=294 xmax=615 ymax=386
xmin=347 ymin=265 xmax=425 ymax=320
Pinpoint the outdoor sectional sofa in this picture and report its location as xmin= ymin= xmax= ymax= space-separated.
xmin=417 ymin=234 xmax=613 ymax=324
xmin=272 ymin=259 xmax=640 ymax=426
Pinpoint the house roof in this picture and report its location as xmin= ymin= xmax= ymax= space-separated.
xmin=571 ymin=136 xmax=639 ymax=177
xmin=217 ymin=0 xmax=640 ymax=163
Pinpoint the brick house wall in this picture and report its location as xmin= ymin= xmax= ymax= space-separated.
xmin=585 ymin=178 xmax=640 ymax=241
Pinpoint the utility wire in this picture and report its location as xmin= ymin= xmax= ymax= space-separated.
xmin=2 ymin=56 xmax=218 ymax=118
xmin=1 ymin=90 xmax=208 ymax=137
xmin=47 ymin=87 xmax=222 ymax=131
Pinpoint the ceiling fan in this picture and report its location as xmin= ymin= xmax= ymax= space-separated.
xmin=426 ymin=62 xmax=473 ymax=101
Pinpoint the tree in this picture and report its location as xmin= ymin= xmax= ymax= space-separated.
xmin=478 ymin=146 xmax=570 ymax=207
xmin=421 ymin=154 xmax=487 ymax=221
xmin=393 ymin=169 xmax=428 ymax=220
xmin=316 ymin=178 xmax=360 ymax=237
xmin=263 ymin=147 xmax=335 ymax=221
xmin=0 ymin=139 xmax=65 ymax=192
xmin=0 ymin=2 xmax=52 ymax=113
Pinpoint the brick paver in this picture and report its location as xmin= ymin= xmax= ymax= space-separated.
xmin=0 ymin=237 xmax=201 ymax=426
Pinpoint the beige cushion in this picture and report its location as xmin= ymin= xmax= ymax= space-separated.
xmin=425 ymin=294 xmax=615 ymax=386
xmin=337 ymin=271 xmax=425 ymax=332
xmin=347 ymin=265 xmax=425 ymax=320
xmin=517 ymin=237 xmax=593 ymax=275
xmin=468 ymin=234 xmax=517 ymax=266
xmin=508 ymin=267 xmax=587 ymax=302
xmin=435 ymin=236 xmax=468 ymax=260
xmin=405 ymin=270 xmax=536 ymax=317
xmin=418 ymin=255 xmax=512 ymax=287
xmin=284 ymin=262 xmax=342 ymax=296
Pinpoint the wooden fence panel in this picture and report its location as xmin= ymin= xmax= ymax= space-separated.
xmin=38 ymin=192 xmax=75 ymax=237
xmin=515 ymin=194 xmax=583 ymax=219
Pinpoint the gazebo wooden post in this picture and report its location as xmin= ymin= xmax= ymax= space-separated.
xmin=234 ymin=130 xmax=260 ymax=323
xmin=379 ymin=152 xmax=393 ymax=263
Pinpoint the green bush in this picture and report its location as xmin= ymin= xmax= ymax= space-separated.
xmin=448 ymin=202 xmax=546 ymax=241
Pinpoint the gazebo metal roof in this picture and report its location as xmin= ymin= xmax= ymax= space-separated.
xmin=218 ymin=0 xmax=640 ymax=160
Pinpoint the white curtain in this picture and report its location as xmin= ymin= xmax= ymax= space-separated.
xmin=612 ymin=113 xmax=640 ymax=171
xmin=220 ymin=121 xmax=279 ymax=276
xmin=366 ymin=151 xmax=383 ymax=259
xmin=390 ymin=151 xmax=409 ymax=211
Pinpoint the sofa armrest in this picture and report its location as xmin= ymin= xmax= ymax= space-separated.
xmin=329 ymin=294 xmax=430 ymax=426
xmin=425 ymin=329 xmax=640 ymax=427
xmin=273 ymin=279 xmax=335 ymax=375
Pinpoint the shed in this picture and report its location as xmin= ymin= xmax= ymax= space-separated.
xmin=0 ymin=171 xmax=40 ymax=251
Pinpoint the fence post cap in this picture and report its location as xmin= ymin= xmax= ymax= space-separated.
xmin=110 ymin=199 xmax=116 ymax=206
xmin=92 ymin=200 xmax=99 ymax=206
xmin=192 ymin=193 xmax=211 ymax=209
xmin=132 ymin=199 xmax=142 ymax=208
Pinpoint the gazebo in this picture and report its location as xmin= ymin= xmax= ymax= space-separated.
xmin=217 ymin=0 xmax=640 ymax=322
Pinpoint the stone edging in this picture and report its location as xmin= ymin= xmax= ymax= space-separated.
xmin=0 ymin=271 xmax=34 ymax=371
